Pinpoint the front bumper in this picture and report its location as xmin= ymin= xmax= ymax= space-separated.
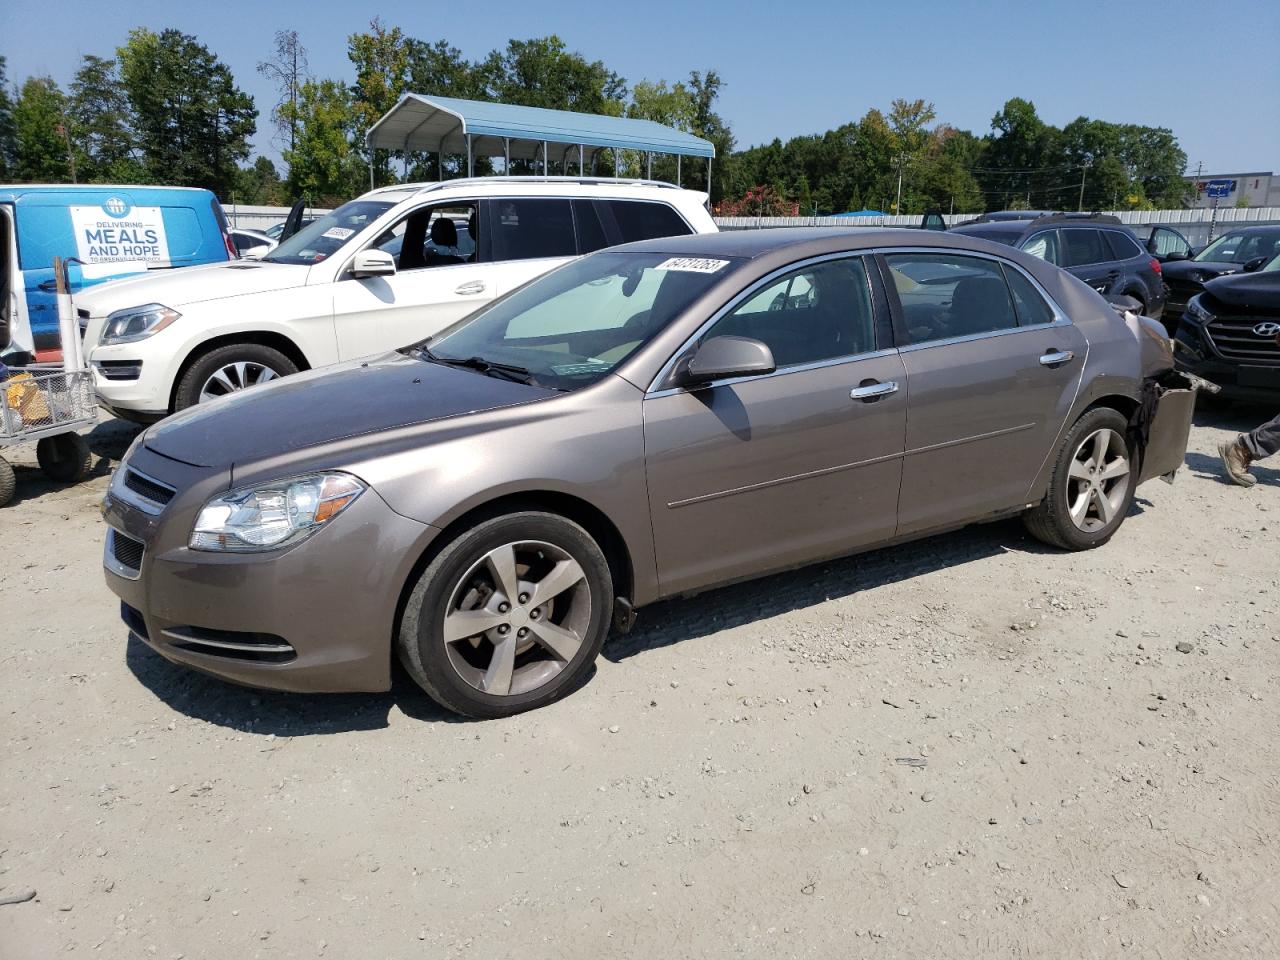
xmin=1175 ymin=325 xmax=1280 ymax=402
xmin=101 ymin=445 xmax=438 ymax=693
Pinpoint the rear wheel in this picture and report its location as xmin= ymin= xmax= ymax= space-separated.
xmin=0 ymin=456 xmax=15 ymax=507
xmin=398 ymin=512 xmax=613 ymax=718
xmin=173 ymin=343 xmax=298 ymax=411
xmin=36 ymin=433 xmax=92 ymax=484
xmin=1024 ymin=408 xmax=1136 ymax=551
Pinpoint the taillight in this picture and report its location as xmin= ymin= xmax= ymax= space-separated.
xmin=1150 ymin=258 xmax=1161 ymax=275
xmin=224 ymin=232 xmax=239 ymax=260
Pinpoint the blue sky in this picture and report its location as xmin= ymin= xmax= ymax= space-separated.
xmin=3 ymin=0 xmax=1278 ymax=175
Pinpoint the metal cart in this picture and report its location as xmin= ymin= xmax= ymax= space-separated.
xmin=0 ymin=256 xmax=96 ymax=507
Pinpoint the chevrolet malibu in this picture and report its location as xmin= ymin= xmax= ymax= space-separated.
xmin=103 ymin=229 xmax=1195 ymax=718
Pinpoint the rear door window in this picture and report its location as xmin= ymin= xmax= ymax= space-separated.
xmin=604 ymin=201 xmax=692 ymax=243
xmin=1103 ymin=230 xmax=1142 ymax=260
xmin=884 ymin=253 xmax=1019 ymax=344
xmin=1061 ymin=229 xmax=1110 ymax=267
xmin=490 ymin=198 xmax=577 ymax=262
xmin=1003 ymin=266 xmax=1056 ymax=327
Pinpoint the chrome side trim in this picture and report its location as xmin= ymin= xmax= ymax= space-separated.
xmin=646 ymin=347 xmax=900 ymax=399
xmin=903 ymin=422 xmax=1037 ymax=458
xmin=668 ymin=449 xmax=903 ymax=509
xmin=103 ymin=528 xmax=142 ymax=581
xmin=160 ymin=629 xmax=295 ymax=656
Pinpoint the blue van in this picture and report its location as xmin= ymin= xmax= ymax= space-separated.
xmin=0 ymin=185 xmax=234 ymax=360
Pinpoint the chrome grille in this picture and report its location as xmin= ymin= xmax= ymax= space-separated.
xmin=106 ymin=528 xmax=145 ymax=579
xmin=123 ymin=469 xmax=175 ymax=506
xmin=1204 ymin=316 xmax=1280 ymax=366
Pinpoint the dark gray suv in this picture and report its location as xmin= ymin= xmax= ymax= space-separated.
xmin=951 ymin=214 xmax=1167 ymax=321
xmin=102 ymin=229 xmax=1196 ymax=717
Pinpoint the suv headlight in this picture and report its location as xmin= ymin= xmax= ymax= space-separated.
xmin=1184 ymin=296 xmax=1213 ymax=325
xmin=190 ymin=473 xmax=364 ymax=553
xmin=100 ymin=304 xmax=181 ymax=346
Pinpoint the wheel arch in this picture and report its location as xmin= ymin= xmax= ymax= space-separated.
xmin=391 ymin=490 xmax=636 ymax=656
xmin=169 ymin=332 xmax=313 ymax=411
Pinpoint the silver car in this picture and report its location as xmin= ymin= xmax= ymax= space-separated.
xmin=102 ymin=229 xmax=1195 ymax=717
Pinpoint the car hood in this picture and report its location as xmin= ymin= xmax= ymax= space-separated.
xmin=74 ymin=260 xmax=310 ymax=316
xmin=142 ymin=352 xmax=560 ymax=469
xmin=1202 ymin=271 xmax=1280 ymax=312
xmin=1161 ymin=259 xmax=1240 ymax=285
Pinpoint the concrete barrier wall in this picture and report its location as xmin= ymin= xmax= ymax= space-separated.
xmin=223 ymin=204 xmax=332 ymax=231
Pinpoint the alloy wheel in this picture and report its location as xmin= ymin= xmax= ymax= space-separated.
xmin=198 ymin=361 xmax=280 ymax=403
xmin=1065 ymin=427 xmax=1131 ymax=532
xmin=442 ymin=540 xmax=591 ymax=697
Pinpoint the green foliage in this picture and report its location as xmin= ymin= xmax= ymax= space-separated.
xmin=13 ymin=76 xmax=72 ymax=182
xmin=281 ymin=78 xmax=365 ymax=204
xmin=0 ymin=57 xmax=16 ymax=179
xmin=233 ymin=156 xmax=284 ymax=205
xmin=69 ymin=55 xmax=144 ymax=183
xmin=118 ymin=28 xmax=257 ymax=199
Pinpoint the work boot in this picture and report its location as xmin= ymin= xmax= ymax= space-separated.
xmin=1218 ymin=437 xmax=1257 ymax=487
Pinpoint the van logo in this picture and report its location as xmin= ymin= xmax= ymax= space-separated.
xmin=102 ymin=196 xmax=130 ymax=218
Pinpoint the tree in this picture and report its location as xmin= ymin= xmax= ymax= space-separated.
xmin=886 ymin=98 xmax=937 ymax=212
xmin=281 ymin=78 xmax=364 ymax=204
xmin=118 ymin=28 xmax=257 ymax=198
xmin=479 ymin=36 xmax=627 ymax=115
xmin=13 ymin=76 xmax=73 ymax=182
xmin=69 ymin=54 xmax=142 ymax=183
xmin=234 ymin=156 xmax=284 ymax=205
xmin=258 ymin=30 xmax=309 ymax=153
xmin=981 ymin=98 xmax=1059 ymax=209
xmin=0 ymin=57 xmax=16 ymax=180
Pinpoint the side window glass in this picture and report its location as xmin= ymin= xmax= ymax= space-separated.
xmin=1062 ymin=229 xmax=1109 ymax=267
xmin=1103 ymin=231 xmax=1142 ymax=260
xmin=1152 ymin=228 xmax=1190 ymax=258
xmin=1021 ymin=231 xmax=1061 ymax=266
xmin=885 ymin=253 xmax=1019 ymax=345
xmin=368 ymin=203 xmax=476 ymax=272
xmin=706 ymin=258 xmax=875 ymax=368
xmin=1003 ymin=266 xmax=1056 ymax=327
xmin=572 ymin=199 xmax=609 ymax=254
xmin=607 ymin=201 xmax=692 ymax=243
xmin=491 ymin=199 xmax=576 ymax=262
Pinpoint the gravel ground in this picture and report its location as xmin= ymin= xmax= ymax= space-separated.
xmin=2 ymin=403 xmax=1278 ymax=959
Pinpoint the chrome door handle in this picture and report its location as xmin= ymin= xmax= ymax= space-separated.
xmin=454 ymin=281 xmax=486 ymax=295
xmin=849 ymin=380 xmax=899 ymax=400
xmin=1040 ymin=350 xmax=1075 ymax=366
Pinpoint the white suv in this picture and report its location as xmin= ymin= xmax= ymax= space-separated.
xmin=78 ymin=178 xmax=716 ymax=421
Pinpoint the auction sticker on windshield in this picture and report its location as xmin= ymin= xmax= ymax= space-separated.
xmin=322 ymin=227 xmax=355 ymax=241
xmin=654 ymin=257 xmax=730 ymax=273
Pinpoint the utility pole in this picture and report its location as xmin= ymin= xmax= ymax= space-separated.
xmin=1077 ymin=158 xmax=1091 ymax=212
xmin=895 ymin=153 xmax=906 ymax=214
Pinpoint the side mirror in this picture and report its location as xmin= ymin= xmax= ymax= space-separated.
xmin=1243 ymin=256 xmax=1267 ymax=273
xmin=679 ymin=336 xmax=776 ymax=387
xmin=243 ymin=244 xmax=271 ymax=260
xmin=1162 ymin=251 xmax=1189 ymax=263
xmin=352 ymin=249 xmax=396 ymax=278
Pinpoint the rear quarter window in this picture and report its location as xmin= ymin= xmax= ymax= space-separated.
xmin=1103 ymin=231 xmax=1143 ymax=260
xmin=1062 ymin=229 xmax=1110 ymax=267
xmin=605 ymin=201 xmax=692 ymax=243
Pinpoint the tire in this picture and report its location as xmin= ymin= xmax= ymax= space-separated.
xmin=173 ymin=343 xmax=298 ymax=411
xmin=36 ymin=433 xmax=92 ymax=484
xmin=0 ymin=457 xmax=15 ymax=507
xmin=398 ymin=511 xmax=614 ymax=719
xmin=1024 ymin=407 xmax=1137 ymax=551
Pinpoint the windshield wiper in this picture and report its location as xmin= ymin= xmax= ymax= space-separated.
xmin=413 ymin=348 xmax=535 ymax=385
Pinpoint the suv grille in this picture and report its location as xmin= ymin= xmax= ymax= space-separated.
xmin=111 ymin=529 xmax=145 ymax=573
xmin=1204 ymin=316 xmax=1280 ymax=366
xmin=123 ymin=469 xmax=175 ymax=506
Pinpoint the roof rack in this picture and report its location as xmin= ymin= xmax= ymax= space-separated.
xmin=962 ymin=210 xmax=1122 ymax=227
xmin=366 ymin=176 xmax=684 ymax=198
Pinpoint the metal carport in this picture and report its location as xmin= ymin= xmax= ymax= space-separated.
xmin=364 ymin=94 xmax=715 ymax=189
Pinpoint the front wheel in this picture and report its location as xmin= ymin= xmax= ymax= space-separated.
xmin=1024 ymin=408 xmax=1137 ymax=551
xmin=173 ymin=343 xmax=298 ymax=411
xmin=0 ymin=456 xmax=15 ymax=507
xmin=398 ymin=512 xmax=613 ymax=718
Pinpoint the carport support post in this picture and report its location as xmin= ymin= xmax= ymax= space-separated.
xmin=613 ymin=148 xmax=620 ymax=177
xmin=504 ymin=138 xmax=510 ymax=175
xmin=646 ymin=153 xmax=652 ymax=179
xmin=579 ymin=144 xmax=585 ymax=176
xmin=543 ymin=141 xmax=549 ymax=177
xmin=466 ymin=135 xmax=474 ymax=178
xmin=707 ymin=157 xmax=713 ymax=207
xmin=677 ymin=155 xmax=682 ymax=187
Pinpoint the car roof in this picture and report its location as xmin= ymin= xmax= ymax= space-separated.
xmin=1213 ymin=224 xmax=1280 ymax=236
xmin=610 ymin=227 xmax=1022 ymax=261
xmin=360 ymin=177 xmax=709 ymax=206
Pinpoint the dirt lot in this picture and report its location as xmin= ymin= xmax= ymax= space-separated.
xmin=2 ymin=404 xmax=1278 ymax=959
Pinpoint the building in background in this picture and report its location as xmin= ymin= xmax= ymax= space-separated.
xmin=1183 ymin=171 xmax=1280 ymax=209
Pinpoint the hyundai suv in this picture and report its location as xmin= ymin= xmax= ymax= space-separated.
xmin=76 ymin=178 xmax=717 ymax=422
xmin=950 ymin=214 xmax=1166 ymax=321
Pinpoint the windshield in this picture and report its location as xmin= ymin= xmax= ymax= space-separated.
xmin=264 ymin=200 xmax=394 ymax=265
xmin=414 ymin=251 xmax=740 ymax=391
xmin=1194 ymin=231 xmax=1280 ymax=265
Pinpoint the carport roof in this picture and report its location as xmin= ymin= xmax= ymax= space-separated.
xmin=364 ymin=94 xmax=715 ymax=160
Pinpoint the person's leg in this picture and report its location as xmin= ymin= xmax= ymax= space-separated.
xmin=1242 ymin=411 xmax=1280 ymax=461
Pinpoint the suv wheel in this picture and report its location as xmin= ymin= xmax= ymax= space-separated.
xmin=174 ymin=343 xmax=298 ymax=411
xmin=1024 ymin=408 xmax=1137 ymax=551
xmin=398 ymin=512 xmax=613 ymax=718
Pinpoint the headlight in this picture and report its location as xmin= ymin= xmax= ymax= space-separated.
xmin=190 ymin=473 xmax=364 ymax=553
xmin=100 ymin=303 xmax=181 ymax=346
xmin=1184 ymin=296 xmax=1213 ymax=325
